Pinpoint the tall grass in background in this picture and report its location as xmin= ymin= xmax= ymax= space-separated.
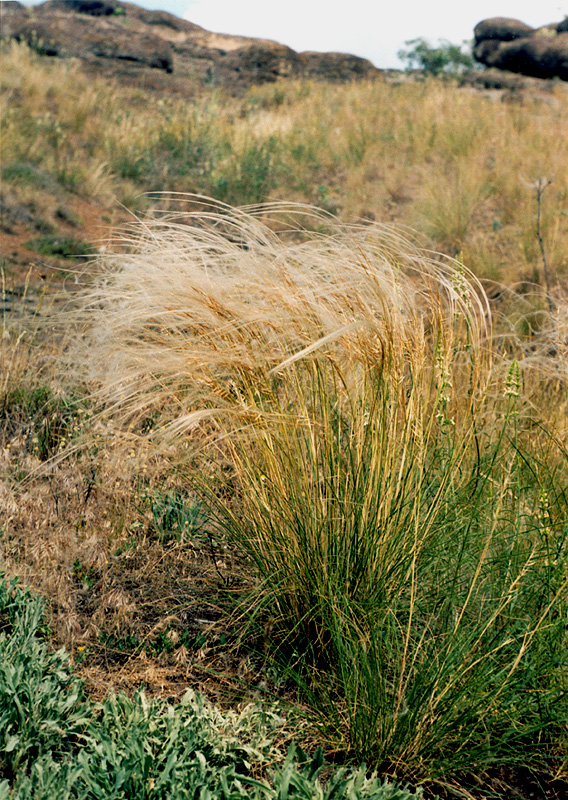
xmin=3 ymin=41 xmax=568 ymax=292
xmin=77 ymin=200 xmax=568 ymax=782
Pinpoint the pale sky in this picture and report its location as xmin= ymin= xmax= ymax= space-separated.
xmin=25 ymin=1 xmax=568 ymax=68
xmin=148 ymin=0 xmax=568 ymax=68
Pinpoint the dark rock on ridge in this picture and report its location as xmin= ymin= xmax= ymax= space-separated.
xmin=300 ymin=51 xmax=376 ymax=81
xmin=474 ymin=16 xmax=568 ymax=81
xmin=0 ymin=0 xmax=380 ymax=93
xmin=492 ymin=36 xmax=568 ymax=81
xmin=474 ymin=17 xmax=534 ymax=43
xmin=3 ymin=8 xmax=174 ymax=71
xmin=47 ymin=0 xmax=119 ymax=15
xmin=460 ymin=67 xmax=558 ymax=94
xmin=218 ymin=42 xmax=303 ymax=85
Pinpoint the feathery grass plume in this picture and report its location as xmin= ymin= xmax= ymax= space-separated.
xmin=77 ymin=198 xmax=568 ymax=781
xmin=80 ymin=196 xmax=489 ymax=425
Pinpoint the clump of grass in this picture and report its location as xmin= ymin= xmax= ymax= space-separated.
xmin=73 ymin=200 xmax=568 ymax=787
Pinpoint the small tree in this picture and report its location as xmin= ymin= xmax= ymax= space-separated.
xmin=398 ymin=38 xmax=476 ymax=76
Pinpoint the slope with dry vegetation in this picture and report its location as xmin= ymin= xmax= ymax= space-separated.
xmin=2 ymin=39 xmax=568 ymax=800
xmin=3 ymin=40 xmax=568 ymax=290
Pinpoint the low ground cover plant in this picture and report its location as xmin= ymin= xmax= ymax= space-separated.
xmin=0 ymin=575 xmax=427 ymax=799
xmin=74 ymin=200 xmax=568 ymax=788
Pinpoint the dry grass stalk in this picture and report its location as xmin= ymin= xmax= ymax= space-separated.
xmin=78 ymin=198 xmax=490 ymax=441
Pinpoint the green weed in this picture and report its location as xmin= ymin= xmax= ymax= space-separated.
xmin=24 ymin=235 xmax=97 ymax=260
xmin=0 ymin=575 xmax=423 ymax=798
xmin=147 ymin=490 xmax=207 ymax=543
xmin=213 ymin=137 xmax=279 ymax=206
xmin=72 ymin=559 xmax=96 ymax=591
xmin=0 ymin=577 xmax=90 ymax=783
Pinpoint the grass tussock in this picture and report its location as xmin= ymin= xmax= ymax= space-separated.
xmin=74 ymin=200 xmax=568 ymax=784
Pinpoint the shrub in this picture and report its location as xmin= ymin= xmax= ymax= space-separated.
xmin=0 ymin=577 xmax=90 ymax=782
xmin=24 ymin=235 xmax=97 ymax=260
xmin=398 ymin=38 xmax=476 ymax=76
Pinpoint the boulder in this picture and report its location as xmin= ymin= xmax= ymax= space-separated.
xmin=44 ymin=0 xmax=119 ymax=15
xmin=460 ymin=66 xmax=553 ymax=92
xmin=472 ymin=38 xmax=502 ymax=67
xmin=219 ymin=43 xmax=303 ymax=84
xmin=490 ymin=35 xmax=568 ymax=80
xmin=299 ymin=51 xmax=377 ymax=81
xmin=474 ymin=15 xmax=568 ymax=81
xmin=3 ymin=7 xmax=174 ymax=71
xmin=474 ymin=17 xmax=534 ymax=43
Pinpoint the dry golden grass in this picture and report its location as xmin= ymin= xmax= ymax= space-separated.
xmin=0 ymin=281 xmax=253 ymax=701
xmin=63 ymin=201 xmax=568 ymax=780
xmin=3 ymin=41 xmax=568 ymax=294
xmin=3 ymin=41 xmax=568 ymax=787
xmin=75 ymin=199 xmax=489 ymax=432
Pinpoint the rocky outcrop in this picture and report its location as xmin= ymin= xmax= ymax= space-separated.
xmin=0 ymin=0 xmax=380 ymax=93
xmin=2 ymin=2 xmax=174 ymax=70
xmin=474 ymin=18 xmax=534 ymax=43
xmin=460 ymin=67 xmax=558 ymax=94
xmin=217 ymin=43 xmax=303 ymax=85
xmin=474 ymin=16 xmax=568 ymax=80
xmin=299 ymin=51 xmax=377 ymax=81
xmin=46 ymin=0 xmax=119 ymax=15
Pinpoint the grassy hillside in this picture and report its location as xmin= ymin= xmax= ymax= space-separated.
xmin=3 ymin=40 xmax=568 ymax=290
xmin=2 ymin=41 xmax=568 ymax=799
